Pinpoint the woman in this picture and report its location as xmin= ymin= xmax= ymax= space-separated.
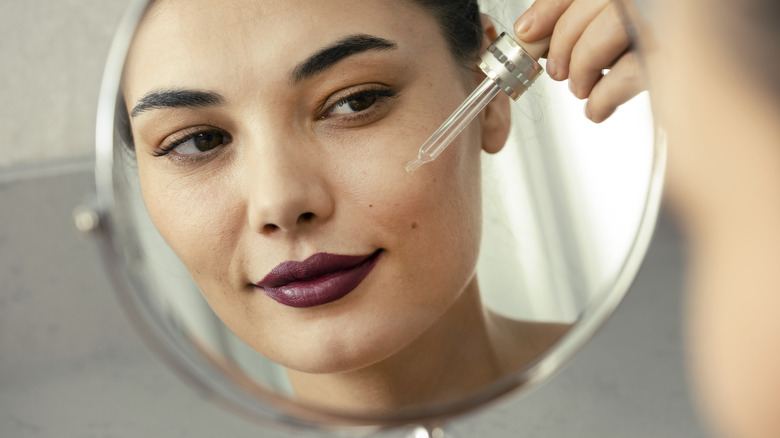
xmin=521 ymin=1 xmax=780 ymax=437
xmin=119 ymin=0 xmax=575 ymax=414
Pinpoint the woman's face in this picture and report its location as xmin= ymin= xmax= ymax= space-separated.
xmin=123 ymin=0 xmax=506 ymax=374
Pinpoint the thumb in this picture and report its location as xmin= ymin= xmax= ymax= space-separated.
xmin=515 ymin=0 xmax=575 ymax=42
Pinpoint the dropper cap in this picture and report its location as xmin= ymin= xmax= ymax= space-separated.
xmin=478 ymin=32 xmax=545 ymax=100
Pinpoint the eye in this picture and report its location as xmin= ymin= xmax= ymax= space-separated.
xmin=154 ymin=128 xmax=232 ymax=158
xmin=320 ymin=87 xmax=398 ymax=120
xmin=330 ymin=92 xmax=379 ymax=115
xmin=172 ymin=131 xmax=226 ymax=155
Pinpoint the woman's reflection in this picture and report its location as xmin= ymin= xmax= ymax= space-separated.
xmin=118 ymin=0 xmax=567 ymax=414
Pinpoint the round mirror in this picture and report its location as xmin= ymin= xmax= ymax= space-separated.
xmin=93 ymin=0 xmax=664 ymax=433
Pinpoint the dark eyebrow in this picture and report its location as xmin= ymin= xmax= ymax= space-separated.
xmin=290 ymin=34 xmax=397 ymax=84
xmin=130 ymin=89 xmax=226 ymax=118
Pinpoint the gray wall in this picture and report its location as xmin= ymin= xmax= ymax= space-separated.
xmin=1 ymin=0 xmax=129 ymax=168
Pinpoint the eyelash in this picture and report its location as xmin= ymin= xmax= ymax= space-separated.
xmin=319 ymin=87 xmax=399 ymax=122
xmin=152 ymin=127 xmax=231 ymax=160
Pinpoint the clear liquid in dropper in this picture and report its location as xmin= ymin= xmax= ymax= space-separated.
xmin=404 ymin=31 xmax=547 ymax=173
xmin=405 ymin=78 xmax=501 ymax=174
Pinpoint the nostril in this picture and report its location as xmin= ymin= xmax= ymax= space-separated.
xmin=298 ymin=212 xmax=315 ymax=223
xmin=258 ymin=213 xmax=316 ymax=233
xmin=262 ymin=223 xmax=280 ymax=233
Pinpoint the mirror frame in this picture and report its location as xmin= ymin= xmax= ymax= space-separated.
xmin=93 ymin=0 xmax=666 ymax=432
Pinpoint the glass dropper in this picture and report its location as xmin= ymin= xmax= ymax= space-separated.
xmin=405 ymin=32 xmax=548 ymax=173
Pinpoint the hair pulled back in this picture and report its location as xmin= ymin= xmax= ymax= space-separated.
xmin=411 ymin=0 xmax=484 ymax=63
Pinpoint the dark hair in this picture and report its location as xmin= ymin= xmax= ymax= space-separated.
xmin=116 ymin=0 xmax=483 ymax=150
xmin=116 ymin=91 xmax=134 ymax=150
xmin=735 ymin=0 xmax=780 ymax=99
xmin=411 ymin=0 xmax=484 ymax=63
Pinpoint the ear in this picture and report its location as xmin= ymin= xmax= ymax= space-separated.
xmin=478 ymin=15 xmax=512 ymax=155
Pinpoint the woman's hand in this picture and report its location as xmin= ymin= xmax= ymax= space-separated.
xmin=514 ymin=0 xmax=644 ymax=122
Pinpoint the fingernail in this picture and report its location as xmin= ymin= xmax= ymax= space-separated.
xmin=546 ymin=58 xmax=558 ymax=79
xmin=515 ymin=14 xmax=533 ymax=37
xmin=585 ymin=105 xmax=593 ymax=121
xmin=568 ymin=79 xmax=577 ymax=96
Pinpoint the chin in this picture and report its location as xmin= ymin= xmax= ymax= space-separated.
xmin=282 ymin=353 xmax=371 ymax=375
xmin=272 ymin=334 xmax=402 ymax=375
xmin=252 ymin=317 xmax=424 ymax=375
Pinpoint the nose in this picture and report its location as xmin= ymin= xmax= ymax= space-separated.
xmin=244 ymin=139 xmax=335 ymax=235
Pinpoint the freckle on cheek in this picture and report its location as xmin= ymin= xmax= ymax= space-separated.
xmin=369 ymin=204 xmax=373 ymax=208
xmin=411 ymin=222 xmax=418 ymax=230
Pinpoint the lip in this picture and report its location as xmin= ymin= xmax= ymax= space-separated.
xmin=255 ymin=250 xmax=383 ymax=308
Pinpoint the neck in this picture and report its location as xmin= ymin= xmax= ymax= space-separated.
xmin=286 ymin=276 xmax=504 ymax=414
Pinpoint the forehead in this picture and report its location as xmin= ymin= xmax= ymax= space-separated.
xmin=123 ymin=0 xmax=448 ymax=100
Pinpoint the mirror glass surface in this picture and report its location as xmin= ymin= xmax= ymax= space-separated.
xmin=94 ymin=0 xmax=664 ymax=431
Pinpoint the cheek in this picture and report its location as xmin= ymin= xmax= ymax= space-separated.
xmin=137 ymin=160 xmax=243 ymax=280
xmin=341 ymin=122 xmax=484 ymax=292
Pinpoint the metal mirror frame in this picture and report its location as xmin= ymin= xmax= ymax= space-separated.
xmin=92 ymin=0 xmax=666 ymax=432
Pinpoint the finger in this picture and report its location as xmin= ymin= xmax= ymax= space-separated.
xmin=547 ymin=0 xmax=609 ymax=80
xmin=514 ymin=0 xmax=574 ymax=42
xmin=584 ymin=51 xmax=645 ymax=123
xmin=568 ymin=1 xmax=631 ymax=99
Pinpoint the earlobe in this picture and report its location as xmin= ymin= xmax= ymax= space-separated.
xmin=479 ymin=87 xmax=511 ymax=155
xmin=478 ymin=15 xmax=512 ymax=155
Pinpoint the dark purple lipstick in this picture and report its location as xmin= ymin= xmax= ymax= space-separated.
xmin=255 ymin=250 xmax=382 ymax=308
